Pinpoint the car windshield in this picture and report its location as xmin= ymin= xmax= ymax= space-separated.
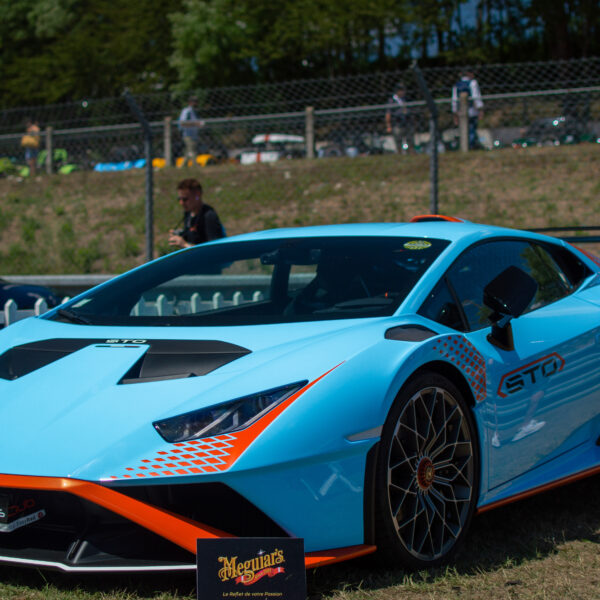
xmin=50 ymin=236 xmax=449 ymax=326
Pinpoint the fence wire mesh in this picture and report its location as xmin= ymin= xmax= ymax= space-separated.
xmin=0 ymin=57 xmax=599 ymax=174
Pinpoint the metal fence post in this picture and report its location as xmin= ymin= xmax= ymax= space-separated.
xmin=459 ymin=92 xmax=469 ymax=152
xmin=412 ymin=62 xmax=439 ymax=214
xmin=45 ymin=126 xmax=53 ymax=174
xmin=164 ymin=116 xmax=172 ymax=167
xmin=123 ymin=90 xmax=154 ymax=262
xmin=305 ymin=106 xmax=315 ymax=159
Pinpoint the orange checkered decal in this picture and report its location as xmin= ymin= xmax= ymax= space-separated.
xmin=432 ymin=335 xmax=486 ymax=402
xmin=110 ymin=434 xmax=239 ymax=479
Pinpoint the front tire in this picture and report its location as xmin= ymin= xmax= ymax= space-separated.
xmin=375 ymin=371 xmax=479 ymax=568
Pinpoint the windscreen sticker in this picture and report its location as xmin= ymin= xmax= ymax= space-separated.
xmin=404 ymin=240 xmax=432 ymax=250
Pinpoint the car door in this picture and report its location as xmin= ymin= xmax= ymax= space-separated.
xmin=419 ymin=238 xmax=600 ymax=489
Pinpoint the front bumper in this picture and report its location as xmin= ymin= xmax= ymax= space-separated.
xmin=0 ymin=474 xmax=375 ymax=572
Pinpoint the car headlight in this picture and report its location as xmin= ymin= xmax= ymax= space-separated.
xmin=153 ymin=381 xmax=307 ymax=443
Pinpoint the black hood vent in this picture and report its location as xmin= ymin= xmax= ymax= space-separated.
xmin=0 ymin=339 xmax=251 ymax=383
xmin=118 ymin=340 xmax=250 ymax=384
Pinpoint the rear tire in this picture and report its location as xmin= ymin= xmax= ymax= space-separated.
xmin=375 ymin=371 xmax=479 ymax=568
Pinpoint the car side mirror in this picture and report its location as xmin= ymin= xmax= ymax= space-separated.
xmin=483 ymin=266 xmax=537 ymax=351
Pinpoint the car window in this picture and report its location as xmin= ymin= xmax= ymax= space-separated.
xmin=418 ymin=277 xmax=466 ymax=331
xmin=419 ymin=239 xmax=574 ymax=332
xmin=544 ymin=243 xmax=592 ymax=288
xmin=52 ymin=236 xmax=449 ymax=326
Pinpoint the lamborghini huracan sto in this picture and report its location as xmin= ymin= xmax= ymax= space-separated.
xmin=0 ymin=216 xmax=599 ymax=572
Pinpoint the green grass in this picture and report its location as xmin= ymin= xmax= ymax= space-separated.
xmin=0 ymin=143 xmax=598 ymax=275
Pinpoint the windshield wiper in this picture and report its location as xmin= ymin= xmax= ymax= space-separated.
xmin=55 ymin=309 xmax=92 ymax=325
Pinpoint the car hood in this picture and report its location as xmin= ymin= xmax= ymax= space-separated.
xmin=0 ymin=316 xmax=410 ymax=480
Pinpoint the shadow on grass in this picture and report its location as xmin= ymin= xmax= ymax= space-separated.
xmin=0 ymin=474 xmax=598 ymax=599
xmin=306 ymin=473 xmax=600 ymax=597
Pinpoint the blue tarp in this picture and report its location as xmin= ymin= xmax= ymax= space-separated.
xmin=93 ymin=159 xmax=145 ymax=172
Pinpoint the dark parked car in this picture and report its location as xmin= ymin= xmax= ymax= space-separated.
xmin=0 ymin=280 xmax=60 ymax=310
xmin=512 ymin=116 xmax=598 ymax=148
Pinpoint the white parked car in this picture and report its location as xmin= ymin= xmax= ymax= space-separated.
xmin=239 ymin=134 xmax=305 ymax=165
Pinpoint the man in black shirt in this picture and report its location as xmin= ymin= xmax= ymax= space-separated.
xmin=169 ymin=178 xmax=225 ymax=248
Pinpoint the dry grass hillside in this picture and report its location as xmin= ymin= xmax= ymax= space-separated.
xmin=0 ymin=143 xmax=598 ymax=275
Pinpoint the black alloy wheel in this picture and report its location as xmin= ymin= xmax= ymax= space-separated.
xmin=375 ymin=371 xmax=479 ymax=568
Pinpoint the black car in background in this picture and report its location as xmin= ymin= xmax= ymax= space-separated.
xmin=0 ymin=280 xmax=60 ymax=310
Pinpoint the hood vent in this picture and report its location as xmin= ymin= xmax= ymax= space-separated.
xmin=0 ymin=339 xmax=251 ymax=383
xmin=118 ymin=340 xmax=250 ymax=384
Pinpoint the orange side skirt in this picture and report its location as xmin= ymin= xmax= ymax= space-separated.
xmin=477 ymin=464 xmax=600 ymax=514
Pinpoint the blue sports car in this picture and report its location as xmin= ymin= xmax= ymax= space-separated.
xmin=0 ymin=216 xmax=599 ymax=572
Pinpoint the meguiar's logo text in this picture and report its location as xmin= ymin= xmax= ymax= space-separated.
xmin=218 ymin=549 xmax=285 ymax=586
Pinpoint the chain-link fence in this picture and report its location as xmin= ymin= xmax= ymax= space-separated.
xmin=0 ymin=57 xmax=599 ymax=175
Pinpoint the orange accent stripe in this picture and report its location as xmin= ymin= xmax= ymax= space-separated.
xmin=477 ymin=464 xmax=600 ymax=514
xmin=0 ymin=473 xmax=375 ymax=569
xmin=0 ymin=474 xmax=232 ymax=554
xmin=409 ymin=214 xmax=464 ymax=223
xmin=304 ymin=544 xmax=377 ymax=568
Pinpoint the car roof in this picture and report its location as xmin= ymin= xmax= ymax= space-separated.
xmin=222 ymin=221 xmax=552 ymax=246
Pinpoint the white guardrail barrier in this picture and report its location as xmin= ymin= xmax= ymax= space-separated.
xmin=0 ymin=274 xmax=308 ymax=327
xmin=1 ymin=297 xmax=67 ymax=328
xmin=0 ymin=290 xmax=266 ymax=327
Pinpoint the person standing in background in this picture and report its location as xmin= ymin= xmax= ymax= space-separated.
xmin=178 ymin=96 xmax=204 ymax=167
xmin=452 ymin=70 xmax=484 ymax=149
xmin=21 ymin=119 xmax=41 ymax=175
xmin=385 ymin=84 xmax=414 ymax=154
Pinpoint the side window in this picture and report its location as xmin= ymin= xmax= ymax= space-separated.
xmin=421 ymin=240 xmax=576 ymax=332
xmin=544 ymin=243 xmax=591 ymax=288
xmin=525 ymin=243 xmax=572 ymax=309
xmin=418 ymin=278 xmax=466 ymax=331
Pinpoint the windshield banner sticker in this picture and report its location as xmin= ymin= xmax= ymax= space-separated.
xmin=404 ymin=240 xmax=432 ymax=250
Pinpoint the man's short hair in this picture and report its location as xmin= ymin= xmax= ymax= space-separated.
xmin=177 ymin=178 xmax=203 ymax=194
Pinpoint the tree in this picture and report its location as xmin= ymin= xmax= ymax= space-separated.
xmin=0 ymin=0 xmax=182 ymax=107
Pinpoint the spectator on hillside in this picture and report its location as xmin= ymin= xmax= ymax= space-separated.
xmin=169 ymin=178 xmax=225 ymax=248
xmin=178 ymin=96 xmax=205 ymax=167
xmin=385 ymin=84 xmax=414 ymax=154
xmin=21 ymin=119 xmax=41 ymax=175
xmin=452 ymin=70 xmax=484 ymax=149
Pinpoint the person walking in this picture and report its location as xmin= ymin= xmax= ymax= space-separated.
xmin=385 ymin=84 xmax=414 ymax=154
xmin=178 ymin=96 xmax=204 ymax=167
xmin=452 ymin=70 xmax=484 ymax=150
xmin=169 ymin=178 xmax=225 ymax=249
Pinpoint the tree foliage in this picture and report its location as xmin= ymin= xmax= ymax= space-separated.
xmin=0 ymin=0 xmax=182 ymax=106
xmin=0 ymin=0 xmax=598 ymax=107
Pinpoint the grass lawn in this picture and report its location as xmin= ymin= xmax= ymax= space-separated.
xmin=0 ymin=143 xmax=598 ymax=275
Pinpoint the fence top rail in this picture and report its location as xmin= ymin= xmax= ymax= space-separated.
xmin=528 ymin=226 xmax=600 ymax=233
xmin=1 ymin=85 xmax=599 ymax=142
